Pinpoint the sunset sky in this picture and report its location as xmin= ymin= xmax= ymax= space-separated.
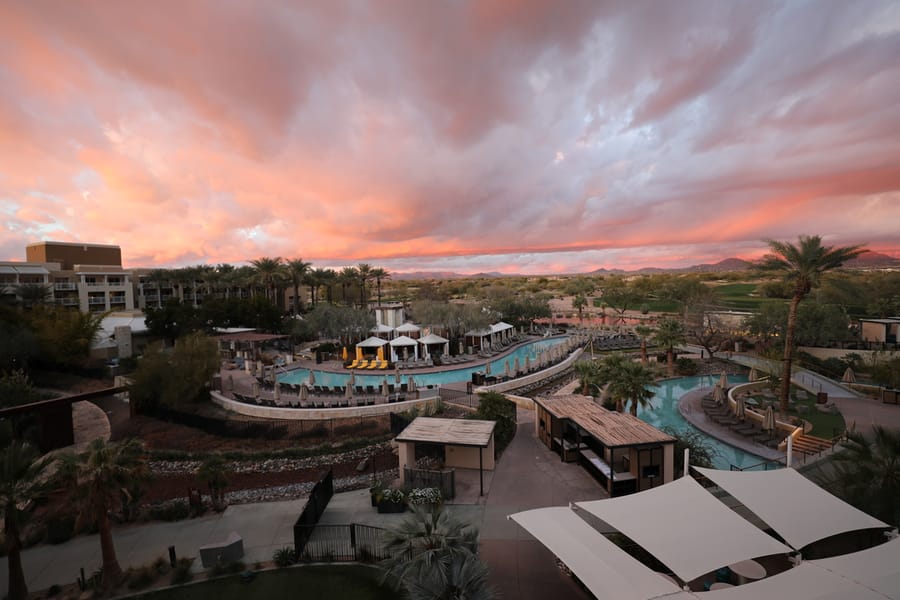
xmin=2 ymin=1 xmax=899 ymax=275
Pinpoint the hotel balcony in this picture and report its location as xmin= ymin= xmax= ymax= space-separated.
xmin=54 ymin=282 xmax=77 ymax=290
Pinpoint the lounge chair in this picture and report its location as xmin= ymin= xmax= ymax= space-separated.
xmin=346 ymin=359 xmax=360 ymax=369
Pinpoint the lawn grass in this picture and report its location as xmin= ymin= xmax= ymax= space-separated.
xmin=747 ymin=389 xmax=846 ymax=438
xmin=713 ymin=283 xmax=784 ymax=311
xmin=128 ymin=565 xmax=393 ymax=600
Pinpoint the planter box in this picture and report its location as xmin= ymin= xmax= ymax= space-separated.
xmin=377 ymin=500 xmax=406 ymax=514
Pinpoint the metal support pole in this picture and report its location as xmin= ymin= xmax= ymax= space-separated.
xmin=479 ymin=447 xmax=484 ymax=497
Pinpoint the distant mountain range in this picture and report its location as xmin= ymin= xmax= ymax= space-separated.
xmin=390 ymin=251 xmax=900 ymax=280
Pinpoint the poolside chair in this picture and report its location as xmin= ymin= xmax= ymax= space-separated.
xmin=365 ymin=385 xmax=376 ymax=395
xmin=346 ymin=359 xmax=360 ymax=369
xmin=355 ymin=385 xmax=365 ymax=395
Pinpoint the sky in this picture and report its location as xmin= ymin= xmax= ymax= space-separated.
xmin=2 ymin=1 xmax=900 ymax=275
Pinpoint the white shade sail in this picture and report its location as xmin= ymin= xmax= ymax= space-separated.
xmin=702 ymin=562 xmax=890 ymax=600
xmin=508 ymin=507 xmax=689 ymax=600
xmin=809 ymin=536 xmax=900 ymax=599
xmin=695 ymin=467 xmax=889 ymax=550
xmin=577 ymin=476 xmax=791 ymax=582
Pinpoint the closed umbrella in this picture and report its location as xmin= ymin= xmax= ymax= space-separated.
xmin=377 ymin=345 xmax=385 ymax=362
xmin=227 ymin=374 xmax=234 ymax=391
xmin=356 ymin=346 xmax=363 ymax=361
xmin=485 ymin=361 xmax=492 ymax=375
xmin=342 ymin=346 xmax=348 ymax=361
xmin=395 ymin=367 xmax=402 ymax=384
xmin=274 ymin=382 xmax=282 ymax=403
xmin=299 ymin=384 xmax=309 ymax=401
xmin=504 ymin=360 xmax=511 ymax=378
xmin=382 ymin=378 xmax=390 ymax=397
xmin=459 ymin=340 xmax=465 ymax=355
xmin=514 ymin=357 xmax=521 ymax=374
xmin=252 ymin=381 xmax=260 ymax=398
xmin=348 ymin=371 xmax=356 ymax=388
xmin=733 ymin=395 xmax=746 ymax=420
xmin=719 ymin=371 xmax=728 ymax=389
xmin=842 ymin=367 xmax=856 ymax=384
xmin=308 ymin=370 xmax=316 ymax=386
xmin=345 ymin=382 xmax=354 ymax=399
xmin=407 ymin=376 xmax=417 ymax=393
xmin=525 ymin=355 xmax=531 ymax=372
xmin=749 ymin=367 xmax=759 ymax=382
xmin=713 ymin=385 xmax=725 ymax=406
xmin=763 ymin=404 xmax=776 ymax=431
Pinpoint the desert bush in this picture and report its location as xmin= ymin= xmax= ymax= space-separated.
xmin=273 ymin=547 xmax=297 ymax=567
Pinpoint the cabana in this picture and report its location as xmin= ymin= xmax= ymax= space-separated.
xmin=355 ymin=336 xmax=389 ymax=359
xmin=464 ymin=328 xmax=492 ymax=351
xmin=395 ymin=322 xmax=422 ymax=339
xmin=490 ymin=321 xmax=515 ymax=346
xmin=533 ymin=394 xmax=675 ymax=496
xmin=389 ymin=335 xmax=419 ymax=362
xmin=418 ymin=332 xmax=450 ymax=359
xmin=396 ymin=417 xmax=496 ymax=496
xmin=370 ymin=323 xmax=395 ymax=340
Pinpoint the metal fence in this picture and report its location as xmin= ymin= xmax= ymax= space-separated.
xmin=295 ymin=523 xmax=401 ymax=563
xmin=439 ymin=387 xmax=477 ymax=408
xmin=403 ymin=467 xmax=455 ymax=499
xmin=293 ymin=469 xmax=334 ymax=556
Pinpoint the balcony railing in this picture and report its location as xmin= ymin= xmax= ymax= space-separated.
xmin=88 ymin=297 xmax=107 ymax=305
xmin=54 ymin=282 xmax=77 ymax=290
xmin=55 ymin=298 xmax=80 ymax=306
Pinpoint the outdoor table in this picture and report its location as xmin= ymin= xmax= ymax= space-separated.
xmin=710 ymin=582 xmax=734 ymax=590
xmin=728 ymin=559 xmax=766 ymax=584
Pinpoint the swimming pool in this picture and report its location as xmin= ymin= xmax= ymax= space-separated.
xmin=637 ymin=374 xmax=768 ymax=471
xmin=278 ymin=336 xmax=569 ymax=389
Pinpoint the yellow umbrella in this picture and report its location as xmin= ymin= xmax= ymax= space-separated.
xmin=377 ymin=345 xmax=385 ymax=361
xmin=356 ymin=346 xmax=363 ymax=361
xmin=342 ymin=346 xmax=348 ymax=361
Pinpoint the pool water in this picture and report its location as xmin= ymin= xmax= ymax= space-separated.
xmin=278 ymin=336 xmax=568 ymax=389
xmin=637 ymin=374 xmax=767 ymax=470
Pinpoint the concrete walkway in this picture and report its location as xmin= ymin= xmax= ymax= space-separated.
xmin=3 ymin=408 xmax=607 ymax=599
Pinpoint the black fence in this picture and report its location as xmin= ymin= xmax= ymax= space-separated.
xmin=403 ymin=467 xmax=455 ymax=499
xmin=390 ymin=412 xmax=412 ymax=436
xmin=295 ymin=523 xmax=400 ymax=563
xmin=141 ymin=405 xmax=389 ymax=441
xmin=439 ymin=387 xmax=477 ymax=409
xmin=293 ymin=469 xmax=334 ymax=556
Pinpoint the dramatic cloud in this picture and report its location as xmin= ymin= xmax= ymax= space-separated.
xmin=1 ymin=0 xmax=899 ymax=273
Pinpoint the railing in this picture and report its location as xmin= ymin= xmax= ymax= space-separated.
xmin=403 ymin=467 xmax=455 ymax=499
xmin=55 ymin=298 xmax=80 ymax=306
xmin=88 ymin=297 xmax=107 ymax=305
xmin=293 ymin=469 xmax=334 ymax=556
xmin=54 ymin=282 xmax=76 ymax=290
xmin=730 ymin=458 xmax=785 ymax=471
xmin=295 ymin=523 xmax=399 ymax=563
xmin=439 ymin=386 xmax=477 ymax=409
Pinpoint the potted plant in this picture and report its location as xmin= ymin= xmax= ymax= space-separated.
xmin=377 ymin=488 xmax=406 ymax=513
xmin=406 ymin=487 xmax=442 ymax=512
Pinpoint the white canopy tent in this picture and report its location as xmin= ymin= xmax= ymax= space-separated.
xmin=490 ymin=321 xmax=514 ymax=346
xmin=695 ymin=467 xmax=890 ymax=550
xmin=577 ymin=476 xmax=791 ymax=582
xmin=389 ymin=335 xmax=419 ymax=362
xmin=418 ymin=333 xmax=449 ymax=358
xmin=395 ymin=322 xmax=421 ymax=338
xmin=509 ymin=507 xmax=690 ymax=600
xmin=370 ymin=323 xmax=395 ymax=339
xmin=356 ymin=336 xmax=389 ymax=358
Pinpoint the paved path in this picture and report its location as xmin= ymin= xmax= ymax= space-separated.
xmin=3 ymin=408 xmax=607 ymax=599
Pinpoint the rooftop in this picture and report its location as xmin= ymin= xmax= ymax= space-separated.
xmin=396 ymin=416 xmax=495 ymax=447
xmin=536 ymin=394 xmax=675 ymax=447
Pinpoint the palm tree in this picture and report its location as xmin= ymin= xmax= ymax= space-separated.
xmin=654 ymin=318 xmax=685 ymax=377
xmin=404 ymin=552 xmax=493 ymax=600
xmin=198 ymin=455 xmax=228 ymax=511
xmin=318 ymin=268 xmax=337 ymax=304
xmin=249 ymin=257 xmax=285 ymax=305
xmin=760 ymin=236 xmax=865 ymax=414
xmin=15 ymin=283 xmax=52 ymax=310
xmin=371 ymin=267 xmax=391 ymax=306
xmin=1 ymin=442 xmax=53 ymax=600
xmin=574 ymin=360 xmax=598 ymax=395
xmin=607 ymin=360 xmax=656 ymax=416
xmin=76 ymin=438 xmax=148 ymax=587
xmin=380 ymin=506 xmax=487 ymax=598
xmin=286 ymin=258 xmax=311 ymax=313
xmin=356 ymin=263 xmax=374 ymax=307
xmin=831 ymin=426 xmax=900 ymax=525
xmin=634 ymin=325 xmax=654 ymax=366
xmin=593 ymin=353 xmax=630 ymax=409
xmin=338 ymin=267 xmax=358 ymax=306
xmin=572 ymin=294 xmax=587 ymax=324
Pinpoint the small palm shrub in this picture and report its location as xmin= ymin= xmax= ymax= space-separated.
xmin=273 ymin=547 xmax=298 ymax=567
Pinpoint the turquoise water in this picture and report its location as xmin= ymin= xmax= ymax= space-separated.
xmin=637 ymin=374 xmax=768 ymax=470
xmin=278 ymin=337 xmax=568 ymax=389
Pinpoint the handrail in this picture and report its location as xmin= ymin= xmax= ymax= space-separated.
xmin=729 ymin=457 xmax=785 ymax=471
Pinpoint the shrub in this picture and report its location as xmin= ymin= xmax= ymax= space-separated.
xmin=675 ymin=357 xmax=698 ymax=376
xmin=47 ymin=584 xmax=62 ymax=596
xmin=474 ymin=392 xmax=516 ymax=456
xmin=210 ymin=560 xmax=245 ymax=577
xmin=146 ymin=499 xmax=192 ymax=522
xmin=273 ymin=547 xmax=297 ymax=567
xmin=381 ymin=488 xmax=405 ymax=503
xmin=171 ymin=558 xmax=194 ymax=585
xmin=406 ymin=487 xmax=442 ymax=506
xmin=126 ymin=564 xmax=158 ymax=590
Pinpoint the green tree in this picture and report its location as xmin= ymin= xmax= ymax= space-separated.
xmin=198 ymin=455 xmax=229 ymax=510
xmin=871 ymin=355 xmax=900 ymax=390
xmin=832 ymin=426 xmax=900 ymax=525
xmin=760 ymin=236 xmax=865 ymax=414
xmin=250 ymin=256 xmax=285 ymax=305
xmin=0 ymin=370 xmax=42 ymax=409
xmin=371 ymin=267 xmax=391 ymax=306
xmin=14 ymin=283 xmax=52 ymax=310
xmin=606 ymin=359 xmax=656 ymax=416
xmin=128 ymin=333 xmax=219 ymax=412
xmin=380 ymin=506 xmax=491 ymax=600
xmin=634 ymin=325 xmax=654 ymax=366
xmin=660 ymin=426 xmax=720 ymax=473
xmin=474 ymin=392 xmax=516 ymax=455
xmin=654 ymin=319 xmax=685 ymax=377
xmin=75 ymin=438 xmax=149 ymax=588
xmin=572 ymin=294 xmax=588 ymax=324
xmin=285 ymin=258 xmax=311 ymax=313
xmin=356 ymin=263 xmax=374 ymax=307
xmin=600 ymin=277 xmax=643 ymax=324
xmin=1 ymin=441 xmax=53 ymax=600
xmin=574 ymin=360 xmax=599 ymax=395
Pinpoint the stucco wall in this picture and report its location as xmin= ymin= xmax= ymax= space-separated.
xmin=211 ymin=390 xmax=439 ymax=420
xmin=799 ymin=346 xmax=899 ymax=366
xmin=446 ymin=440 xmax=495 ymax=470
xmin=478 ymin=346 xmax=583 ymax=394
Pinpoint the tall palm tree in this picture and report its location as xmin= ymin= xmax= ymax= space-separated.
xmin=607 ymin=360 xmax=656 ymax=416
xmin=654 ymin=319 xmax=685 ymax=377
xmin=338 ymin=267 xmax=358 ymax=306
xmin=15 ymin=283 xmax=52 ymax=310
xmin=286 ymin=258 xmax=311 ymax=313
xmin=76 ymin=438 xmax=149 ymax=587
xmin=760 ymin=236 xmax=864 ymax=414
xmin=1 ymin=442 xmax=53 ymax=600
xmin=198 ymin=455 xmax=229 ymax=511
xmin=634 ymin=325 xmax=654 ymax=366
xmin=831 ymin=426 xmax=900 ymax=525
xmin=318 ymin=268 xmax=338 ymax=304
xmin=572 ymin=294 xmax=587 ymax=324
xmin=371 ymin=267 xmax=391 ymax=306
xmin=250 ymin=257 xmax=285 ymax=306
xmin=356 ymin=263 xmax=374 ymax=307
xmin=574 ymin=360 xmax=598 ymax=395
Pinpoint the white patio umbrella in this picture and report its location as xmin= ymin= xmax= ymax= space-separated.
xmin=251 ymin=381 xmax=260 ymax=398
xmin=345 ymin=382 xmax=354 ymax=399
xmin=485 ymin=361 xmax=492 ymax=375
xmin=459 ymin=340 xmax=464 ymax=355
xmin=299 ymin=384 xmax=309 ymax=401
xmin=733 ymin=395 xmax=746 ymax=420
xmin=395 ymin=367 xmax=402 ymax=384
xmin=718 ymin=371 xmax=728 ymax=389
xmin=274 ymin=382 xmax=281 ymax=402
xmin=308 ymin=370 xmax=316 ymax=386
xmin=713 ymin=385 xmax=725 ymax=406
xmin=842 ymin=367 xmax=856 ymax=384
xmin=525 ymin=355 xmax=531 ymax=372
xmin=407 ymin=375 xmax=417 ymax=393
xmin=382 ymin=378 xmax=390 ymax=397
xmin=763 ymin=404 xmax=776 ymax=431
xmin=749 ymin=367 xmax=760 ymax=382
xmin=514 ymin=357 xmax=521 ymax=374
xmin=504 ymin=360 xmax=511 ymax=378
